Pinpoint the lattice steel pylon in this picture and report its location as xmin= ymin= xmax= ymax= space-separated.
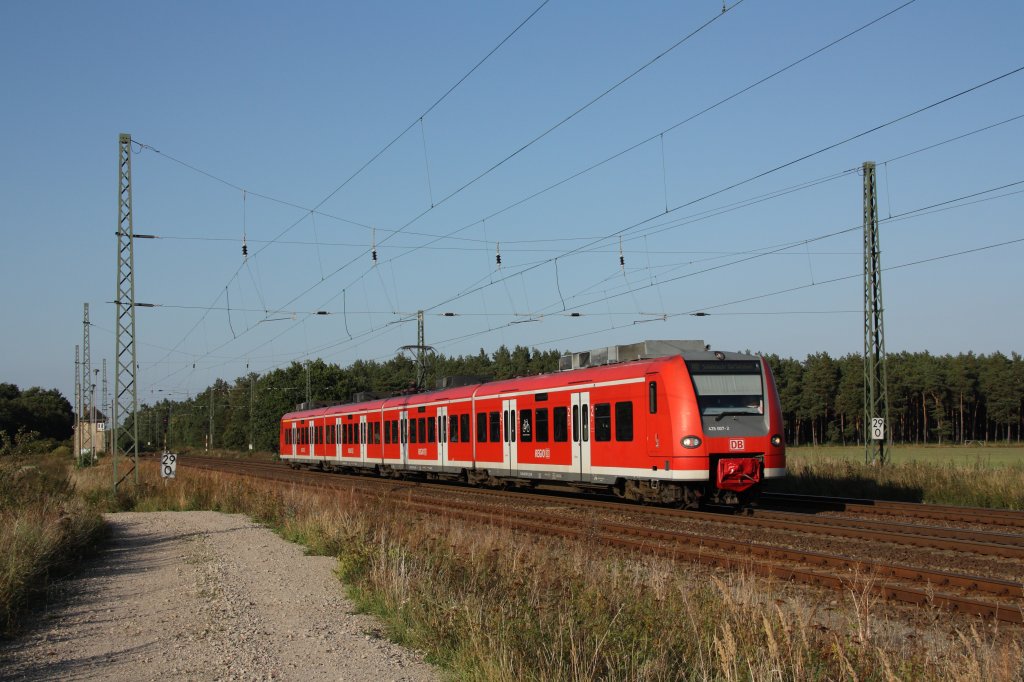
xmin=81 ymin=303 xmax=94 ymax=461
xmin=863 ymin=161 xmax=891 ymax=465
xmin=74 ymin=345 xmax=81 ymax=459
xmin=113 ymin=133 xmax=139 ymax=488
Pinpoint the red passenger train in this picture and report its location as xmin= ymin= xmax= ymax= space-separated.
xmin=279 ymin=340 xmax=786 ymax=507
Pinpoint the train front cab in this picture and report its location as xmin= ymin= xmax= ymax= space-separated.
xmin=681 ymin=351 xmax=786 ymax=505
xmin=609 ymin=353 xmax=784 ymax=507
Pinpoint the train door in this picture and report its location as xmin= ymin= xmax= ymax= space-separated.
xmin=645 ymin=372 xmax=663 ymax=458
xmin=291 ymin=423 xmax=297 ymax=457
xmin=358 ymin=415 xmax=368 ymax=463
xmin=571 ymin=392 xmax=590 ymax=479
xmin=334 ymin=417 xmax=342 ymax=459
xmin=308 ymin=423 xmax=316 ymax=458
xmin=437 ymin=406 xmax=448 ymax=468
xmin=399 ymin=409 xmax=409 ymax=466
xmin=502 ymin=398 xmax=517 ymax=473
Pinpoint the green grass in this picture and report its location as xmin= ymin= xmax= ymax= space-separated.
xmin=788 ymin=444 xmax=1024 ymax=468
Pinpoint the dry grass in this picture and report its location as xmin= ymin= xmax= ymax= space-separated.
xmin=0 ymin=453 xmax=106 ymax=636
xmin=72 ymin=460 xmax=1024 ymax=681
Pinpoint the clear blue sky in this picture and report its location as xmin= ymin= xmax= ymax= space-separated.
xmin=1 ymin=0 xmax=1022 ymax=408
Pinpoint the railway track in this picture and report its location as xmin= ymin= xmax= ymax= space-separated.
xmin=178 ymin=456 xmax=1024 ymax=624
xmin=760 ymin=491 xmax=1024 ymax=529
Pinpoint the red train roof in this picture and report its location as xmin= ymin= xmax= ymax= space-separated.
xmin=281 ymin=355 xmax=688 ymax=420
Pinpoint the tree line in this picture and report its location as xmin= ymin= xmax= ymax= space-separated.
xmin=135 ymin=346 xmax=564 ymax=453
xmin=4 ymin=346 xmax=1021 ymax=455
xmin=765 ymin=351 xmax=1024 ymax=446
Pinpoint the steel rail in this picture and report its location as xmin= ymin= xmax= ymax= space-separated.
xmin=760 ymin=492 xmax=1024 ymax=528
xmin=185 ymin=457 xmax=1024 ymax=558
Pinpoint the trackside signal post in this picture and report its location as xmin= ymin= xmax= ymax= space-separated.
xmin=863 ymin=161 xmax=891 ymax=465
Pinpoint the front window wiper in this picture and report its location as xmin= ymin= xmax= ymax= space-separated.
xmin=713 ymin=410 xmax=757 ymax=421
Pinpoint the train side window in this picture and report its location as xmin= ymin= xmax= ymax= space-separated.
xmin=410 ymin=418 xmax=419 ymax=444
xmin=571 ymin=405 xmax=580 ymax=442
xmin=649 ymin=381 xmax=658 ymax=414
xmin=489 ymin=411 xmax=501 ymax=443
xmin=520 ymin=409 xmax=532 ymax=442
xmin=427 ymin=416 xmax=435 ymax=444
xmin=392 ymin=420 xmax=399 ymax=444
xmin=553 ymin=406 xmax=568 ymax=442
xmin=503 ymin=410 xmax=509 ymax=443
xmin=594 ymin=403 xmax=611 ymax=442
xmin=449 ymin=415 xmax=458 ymax=443
xmin=461 ymin=413 xmax=471 ymax=442
xmin=373 ymin=422 xmax=381 ymax=444
xmin=335 ymin=424 xmax=341 ymax=444
xmin=582 ymin=405 xmax=589 ymax=442
xmin=326 ymin=425 xmax=333 ymax=445
xmin=439 ymin=416 xmax=446 ymax=443
xmin=615 ymin=401 xmax=634 ymax=441
xmin=384 ymin=421 xmax=391 ymax=444
xmin=535 ymin=408 xmax=549 ymax=442
xmin=489 ymin=409 xmax=501 ymax=440
xmin=419 ymin=417 xmax=427 ymax=444
xmin=401 ymin=419 xmax=407 ymax=444
xmin=477 ymin=412 xmax=487 ymax=443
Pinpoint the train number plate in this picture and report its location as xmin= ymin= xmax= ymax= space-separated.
xmin=728 ymin=439 xmax=745 ymax=451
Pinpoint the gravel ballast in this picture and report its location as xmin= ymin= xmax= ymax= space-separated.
xmin=0 ymin=511 xmax=440 ymax=681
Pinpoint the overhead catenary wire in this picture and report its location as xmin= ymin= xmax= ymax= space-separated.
xmin=415 ymin=65 xmax=1024 ymax=316
xmin=141 ymin=6 xmax=1023 ymax=397
xmin=141 ymin=0 xmax=924 ymax=379
xmin=154 ymin=0 xmax=752 ymax=370
xmin=156 ymin=177 xmax=1024 ymax=393
xmin=140 ymin=0 xmax=551 ymax=386
xmin=144 ymin=114 xmax=1024 ymax=393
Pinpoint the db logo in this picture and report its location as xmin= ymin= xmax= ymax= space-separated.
xmin=728 ymin=439 xmax=745 ymax=451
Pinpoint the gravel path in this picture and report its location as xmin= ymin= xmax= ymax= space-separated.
xmin=0 ymin=512 xmax=441 ymax=681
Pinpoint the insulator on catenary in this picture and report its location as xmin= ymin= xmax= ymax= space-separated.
xmin=496 ymin=242 xmax=502 ymax=268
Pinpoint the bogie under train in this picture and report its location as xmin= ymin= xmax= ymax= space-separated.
xmin=279 ymin=340 xmax=786 ymax=507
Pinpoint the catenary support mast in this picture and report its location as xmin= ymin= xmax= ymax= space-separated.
xmin=113 ymin=133 xmax=140 ymax=488
xmin=863 ymin=161 xmax=891 ymax=465
xmin=82 ymin=303 xmax=94 ymax=461
xmin=74 ymin=345 xmax=81 ymax=459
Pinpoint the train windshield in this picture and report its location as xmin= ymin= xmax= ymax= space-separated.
xmin=688 ymin=360 xmax=764 ymax=417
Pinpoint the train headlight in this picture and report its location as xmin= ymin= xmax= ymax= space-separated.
xmin=681 ymin=436 xmax=702 ymax=449
xmin=770 ymin=434 xmax=783 ymax=447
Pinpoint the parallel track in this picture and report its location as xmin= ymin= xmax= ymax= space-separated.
xmin=760 ymin=491 xmax=1024 ymax=529
xmin=179 ymin=456 xmax=1024 ymax=624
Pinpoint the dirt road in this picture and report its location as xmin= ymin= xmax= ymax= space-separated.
xmin=0 ymin=512 xmax=440 ymax=681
